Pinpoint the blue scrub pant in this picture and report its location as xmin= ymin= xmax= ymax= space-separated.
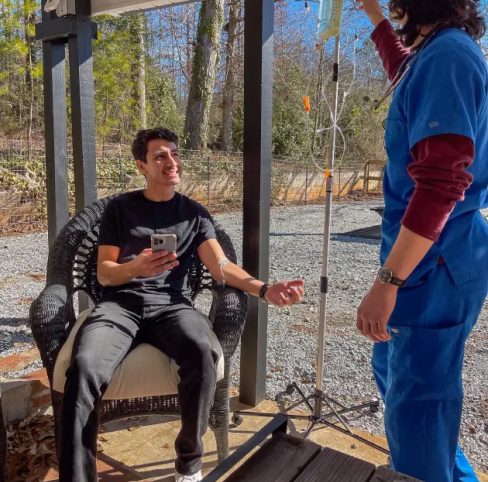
xmin=371 ymin=264 xmax=487 ymax=482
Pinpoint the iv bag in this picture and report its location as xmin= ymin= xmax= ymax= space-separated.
xmin=317 ymin=0 xmax=344 ymax=41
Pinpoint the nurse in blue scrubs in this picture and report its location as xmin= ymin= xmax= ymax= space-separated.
xmin=356 ymin=1 xmax=488 ymax=481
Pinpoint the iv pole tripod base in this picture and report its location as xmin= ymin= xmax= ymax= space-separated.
xmin=232 ymin=382 xmax=388 ymax=456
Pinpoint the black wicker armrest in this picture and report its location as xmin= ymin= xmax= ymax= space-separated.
xmin=209 ymin=283 xmax=248 ymax=359
xmin=29 ymin=283 xmax=76 ymax=383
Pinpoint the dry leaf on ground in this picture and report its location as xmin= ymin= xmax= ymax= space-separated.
xmin=6 ymin=414 xmax=58 ymax=482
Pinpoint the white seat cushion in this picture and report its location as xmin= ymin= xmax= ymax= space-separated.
xmin=53 ymin=308 xmax=225 ymax=400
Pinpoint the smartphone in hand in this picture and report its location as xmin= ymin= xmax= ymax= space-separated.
xmin=151 ymin=234 xmax=177 ymax=254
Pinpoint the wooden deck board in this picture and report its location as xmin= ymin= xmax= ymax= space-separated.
xmin=293 ymin=447 xmax=376 ymax=482
xmin=223 ymin=431 xmax=321 ymax=482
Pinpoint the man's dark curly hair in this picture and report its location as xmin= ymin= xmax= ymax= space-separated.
xmin=389 ymin=0 xmax=486 ymax=47
xmin=131 ymin=128 xmax=179 ymax=163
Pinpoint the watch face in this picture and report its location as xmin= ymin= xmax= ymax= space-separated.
xmin=378 ymin=268 xmax=393 ymax=284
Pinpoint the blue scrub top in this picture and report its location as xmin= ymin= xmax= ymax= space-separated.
xmin=382 ymin=28 xmax=488 ymax=287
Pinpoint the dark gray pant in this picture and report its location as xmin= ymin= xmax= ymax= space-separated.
xmin=59 ymin=301 xmax=218 ymax=482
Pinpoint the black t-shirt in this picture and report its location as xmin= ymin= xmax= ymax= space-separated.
xmin=98 ymin=190 xmax=216 ymax=305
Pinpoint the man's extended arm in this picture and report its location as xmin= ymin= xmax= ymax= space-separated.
xmin=197 ymin=239 xmax=304 ymax=307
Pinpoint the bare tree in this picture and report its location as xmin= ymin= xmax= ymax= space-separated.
xmin=183 ymin=0 xmax=225 ymax=149
xmin=24 ymin=2 xmax=36 ymax=159
xmin=130 ymin=14 xmax=147 ymax=129
xmin=138 ymin=16 xmax=147 ymax=129
xmin=221 ymin=0 xmax=241 ymax=151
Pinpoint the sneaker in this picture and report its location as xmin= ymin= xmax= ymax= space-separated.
xmin=175 ymin=470 xmax=202 ymax=482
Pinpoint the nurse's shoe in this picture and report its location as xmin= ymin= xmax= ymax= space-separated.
xmin=175 ymin=470 xmax=202 ymax=482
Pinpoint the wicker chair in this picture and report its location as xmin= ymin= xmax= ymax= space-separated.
xmin=0 ymin=401 xmax=5 ymax=482
xmin=29 ymin=196 xmax=248 ymax=466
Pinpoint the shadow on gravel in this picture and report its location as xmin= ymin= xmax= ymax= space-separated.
xmin=269 ymin=232 xmax=381 ymax=243
xmin=270 ymin=232 xmax=323 ymax=237
xmin=332 ymin=234 xmax=381 ymax=246
xmin=0 ymin=317 xmax=29 ymax=327
xmin=0 ymin=329 xmax=35 ymax=354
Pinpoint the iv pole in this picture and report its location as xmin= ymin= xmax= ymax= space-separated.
xmin=233 ymin=35 xmax=389 ymax=456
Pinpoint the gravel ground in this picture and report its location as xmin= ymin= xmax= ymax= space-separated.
xmin=0 ymin=202 xmax=487 ymax=471
xmin=0 ymin=233 xmax=48 ymax=360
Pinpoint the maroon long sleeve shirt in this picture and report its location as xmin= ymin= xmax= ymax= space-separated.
xmin=371 ymin=20 xmax=474 ymax=241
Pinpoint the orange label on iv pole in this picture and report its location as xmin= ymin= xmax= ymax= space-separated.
xmin=302 ymin=96 xmax=310 ymax=112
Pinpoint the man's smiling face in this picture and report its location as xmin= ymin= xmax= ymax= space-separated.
xmin=136 ymin=139 xmax=182 ymax=187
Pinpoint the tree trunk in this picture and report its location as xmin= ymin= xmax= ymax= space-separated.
xmin=130 ymin=15 xmax=147 ymax=129
xmin=186 ymin=11 xmax=192 ymax=98
xmin=183 ymin=0 xmax=225 ymax=150
xmin=220 ymin=0 xmax=240 ymax=152
xmin=25 ymin=7 xmax=35 ymax=160
xmin=137 ymin=16 xmax=147 ymax=129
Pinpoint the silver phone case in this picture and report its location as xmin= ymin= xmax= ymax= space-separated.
xmin=151 ymin=234 xmax=177 ymax=253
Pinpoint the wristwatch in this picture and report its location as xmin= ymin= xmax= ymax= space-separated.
xmin=377 ymin=267 xmax=406 ymax=288
xmin=259 ymin=283 xmax=270 ymax=303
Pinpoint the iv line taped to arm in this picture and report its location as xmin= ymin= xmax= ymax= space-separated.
xmin=217 ymin=256 xmax=229 ymax=288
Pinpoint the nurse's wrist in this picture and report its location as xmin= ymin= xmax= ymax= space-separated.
xmin=370 ymin=14 xmax=387 ymax=28
xmin=373 ymin=277 xmax=399 ymax=291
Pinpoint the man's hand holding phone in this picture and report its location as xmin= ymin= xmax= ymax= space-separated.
xmin=131 ymin=249 xmax=179 ymax=278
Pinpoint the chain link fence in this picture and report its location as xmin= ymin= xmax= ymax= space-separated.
xmin=0 ymin=143 xmax=384 ymax=235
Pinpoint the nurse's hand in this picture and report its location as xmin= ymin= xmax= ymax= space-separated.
xmin=356 ymin=0 xmax=386 ymax=27
xmin=356 ymin=279 xmax=397 ymax=342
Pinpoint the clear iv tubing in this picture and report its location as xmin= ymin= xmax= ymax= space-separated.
xmin=306 ymin=112 xmax=347 ymax=173
xmin=305 ymin=33 xmax=356 ymax=173
xmin=322 ymin=32 xmax=359 ymax=129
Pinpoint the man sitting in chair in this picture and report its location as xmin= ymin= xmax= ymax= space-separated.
xmin=60 ymin=127 xmax=305 ymax=482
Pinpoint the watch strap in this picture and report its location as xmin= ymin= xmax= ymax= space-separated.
xmin=259 ymin=283 xmax=270 ymax=302
xmin=378 ymin=267 xmax=406 ymax=287
xmin=389 ymin=276 xmax=406 ymax=287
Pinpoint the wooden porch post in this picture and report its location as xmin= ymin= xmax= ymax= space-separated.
xmin=240 ymin=0 xmax=274 ymax=406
